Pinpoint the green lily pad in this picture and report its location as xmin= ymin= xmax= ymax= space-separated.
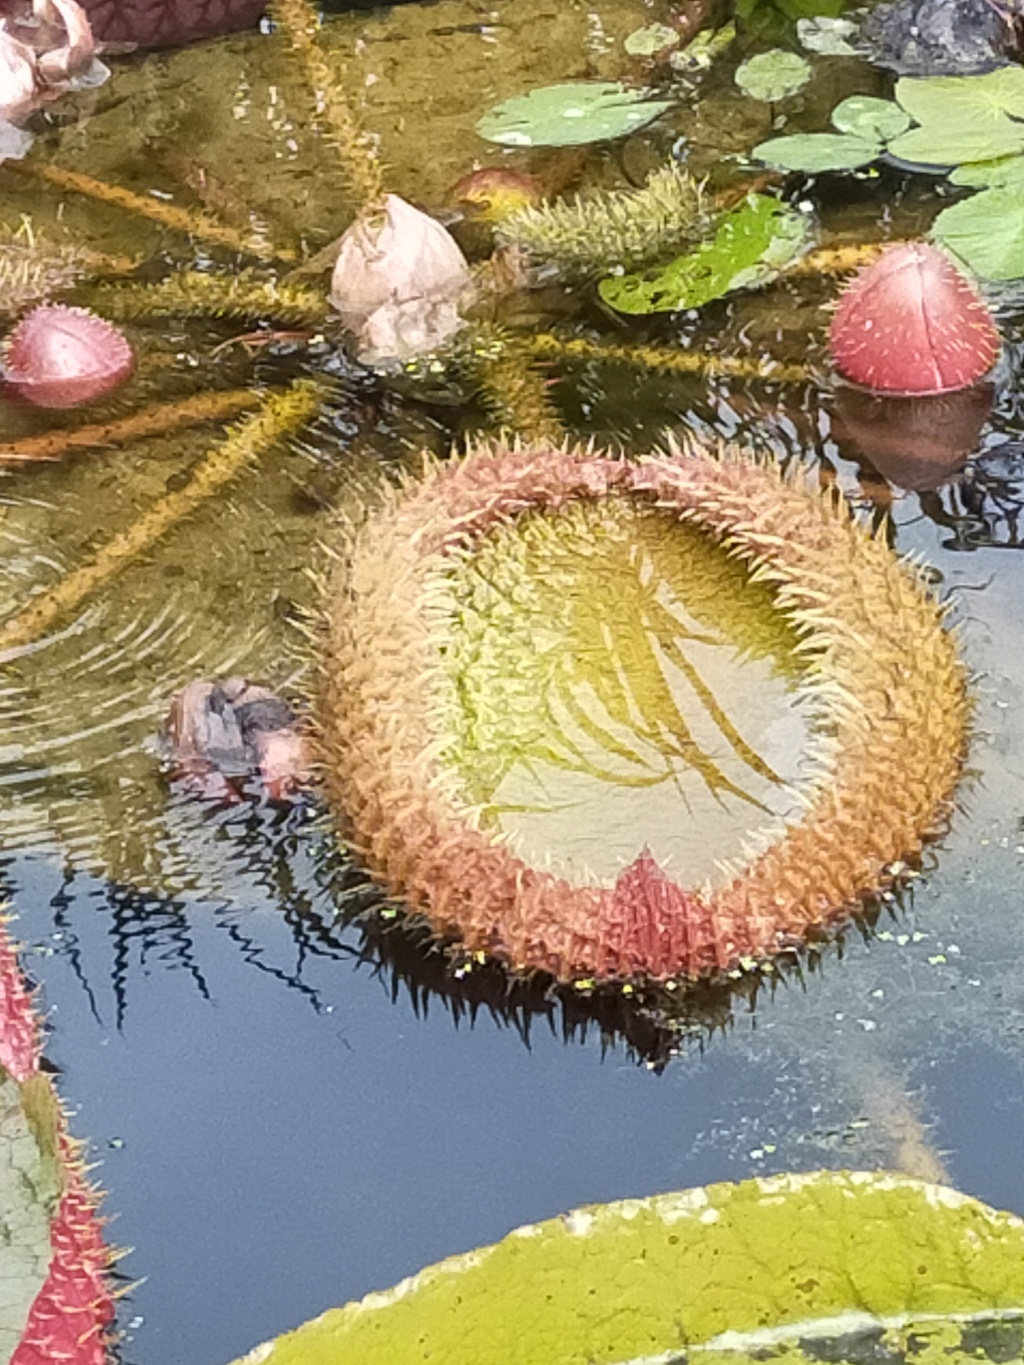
xmin=887 ymin=120 xmax=1024 ymax=169
xmin=475 ymin=83 xmax=673 ymax=148
xmin=735 ymin=49 xmax=812 ymax=102
xmin=884 ymin=69 xmax=1024 ymax=169
xmin=830 ymin=95 xmax=910 ymax=142
xmin=228 ymin=1171 xmax=1024 ymax=1365
xmin=950 ymin=154 xmax=1024 ymax=189
xmin=933 ymin=186 xmax=1024 ymax=281
xmin=753 ymin=131 xmax=880 ymax=173
xmin=0 ymin=1069 xmax=63 ymax=1362
xmin=599 ymin=194 xmax=808 ymax=314
xmin=624 ymin=23 xmax=679 ymax=57
xmin=796 ymin=15 xmax=858 ymax=55
xmin=896 ymin=67 xmax=1024 ymax=130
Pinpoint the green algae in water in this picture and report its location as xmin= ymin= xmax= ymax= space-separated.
xmin=440 ymin=496 xmax=810 ymax=886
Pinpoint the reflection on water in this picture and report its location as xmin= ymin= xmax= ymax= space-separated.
xmin=445 ymin=497 xmax=810 ymax=884
xmin=0 ymin=0 xmax=1021 ymax=1361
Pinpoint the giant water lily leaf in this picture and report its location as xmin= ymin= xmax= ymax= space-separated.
xmin=623 ymin=23 xmax=679 ymax=57
xmin=434 ymin=498 xmax=801 ymax=875
xmin=796 ymin=15 xmax=858 ymax=55
xmin=475 ymin=82 xmax=673 ymax=147
xmin=933 ymin=187 xmax=1024 ymax=280
xmin=0 ymin=1069 xmax=63 ymax=1362
xmin=228 ymin=1171 xmax=1024 ymax=1365
xmin=754 ymin=95 xmax=908 ymax=173
xmin=753 ymin=130 xmax=880 ymax=172
xmin=735 ymin=49 xmax=811 ymax=102
xmin=600 ymin=195 xmax=809 ymax=314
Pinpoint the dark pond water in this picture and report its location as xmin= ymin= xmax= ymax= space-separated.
xmin=1 ymin=2 xmax=1024 ymax=1363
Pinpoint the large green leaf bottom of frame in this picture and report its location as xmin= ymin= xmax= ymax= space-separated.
xmin=230 ymin=1170 xmax=1024 ymax=1365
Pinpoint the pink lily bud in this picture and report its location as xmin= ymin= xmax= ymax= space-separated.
xmin=0 ymin=28 xmax=40 ymax=125
xmin=0 ymin=0 xmax=106 ymax=164
xmin=829 ymin=242 xmax=999 ymax=395
xmin=329 ymin=194 xmax=472 ymax=367
xmin=34 ymin=0 xmax=104 ymax=85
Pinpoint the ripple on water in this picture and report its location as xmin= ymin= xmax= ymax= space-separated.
xmin=0 ymin=422 xmax=334 ymax=898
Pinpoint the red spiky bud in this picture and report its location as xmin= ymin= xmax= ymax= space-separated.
xmin=829 ymin=243 xmax=999 ymax=395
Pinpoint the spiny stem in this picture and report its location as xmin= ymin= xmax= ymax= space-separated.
xmin=0 ymin=388 xmax=264 ymax=464
xmin=9 ymin=162 xmax=297 ymax=263
xmin=270 ymin=0 xmax=385 ymax=210
xmin=786 ymin=242 xmax=895 ymax=276
xmin=525 ymin=333 xmax=812 ymax=386
xmin=0 ymin=380 xmax=322 ymax=657
xmin=0 ymin=219 xmax=137 ymax=314
xmin=459 ymin=326 xmax=565 ymax=442
xmin=84 ymin=269 xmax=330 ymax=328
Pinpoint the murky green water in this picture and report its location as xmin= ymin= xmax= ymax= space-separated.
xmin=1 ymin=2 xmax=1023 ymax=1363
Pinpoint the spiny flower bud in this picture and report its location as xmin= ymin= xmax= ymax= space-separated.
xmin=829 ymin=242 xmax=999 ymax=394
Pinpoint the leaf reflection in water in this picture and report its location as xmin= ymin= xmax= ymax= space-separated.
xmin=440 ymin=495 xmax=810 ymax=884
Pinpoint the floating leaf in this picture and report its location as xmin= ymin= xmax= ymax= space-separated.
xmin=599 ymin=195 xmax=809 ymax=314
xmin=228 ymin=1172 xmax=1024 ymax=1365
xmin=475 ymin=82 xmax=673 ymax=148
xmin=950 ymin=154 xmax=1024 ymax=189
xmin=887 ymin=120 xmax=1024 ymax=169
xmin=753 ymin=131 xmax=880 ymax=173
xmin=882 ymin=69 xmax=1024 ymax=168
xmin=0 ymin=1069 xmax=63 ymax=1360
xmin=896 ymin=67 xmax=1024 ymax=129
xmin=933 ymin=186 xmax=1024 ymax=281
xmin=831 ymin=94 xmax=910 ymax=142
xmin=796 ymin=15 xmax=858 ymax=55
xmin=624 ymin=23 xmax=679 ymax=57
xmin=735 ymin=49 xmax=811 ymax=102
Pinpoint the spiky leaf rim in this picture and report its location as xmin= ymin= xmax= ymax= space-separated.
xmin=316 ymin=439 xmax=970 ymax=982
xmin=0 ymin=913 xmax=116 ymax=1363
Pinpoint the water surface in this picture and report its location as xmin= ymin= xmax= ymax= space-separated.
xmin=1 ymin=2 xmax=1023 ymax=1363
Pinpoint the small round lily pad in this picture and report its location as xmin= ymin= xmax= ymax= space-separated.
xmin=475 ymin=82 xmax=673 ymax=148
xmin=735 ymin=49 xmax=811 ymax=102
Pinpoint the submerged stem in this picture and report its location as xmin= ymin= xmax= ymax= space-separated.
xmin=10 ymin=163 xmax=296 ymax=264
xmin=787 ymin=242 xmax=894 ymax=277
xmin=270 ymin=0 xmax=385 ymax=211
xmin=0 ymin=380 xmax=322 ymax=657
xmin=526 ymin=333 xmax=812 ymax=386
xmin=0 ymin=388 xmax=264 ymax=464
xmin=84 ymin=270 xmax=330 ymax=328
xmin=461 ymin=327 xmax=565 ymax=443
